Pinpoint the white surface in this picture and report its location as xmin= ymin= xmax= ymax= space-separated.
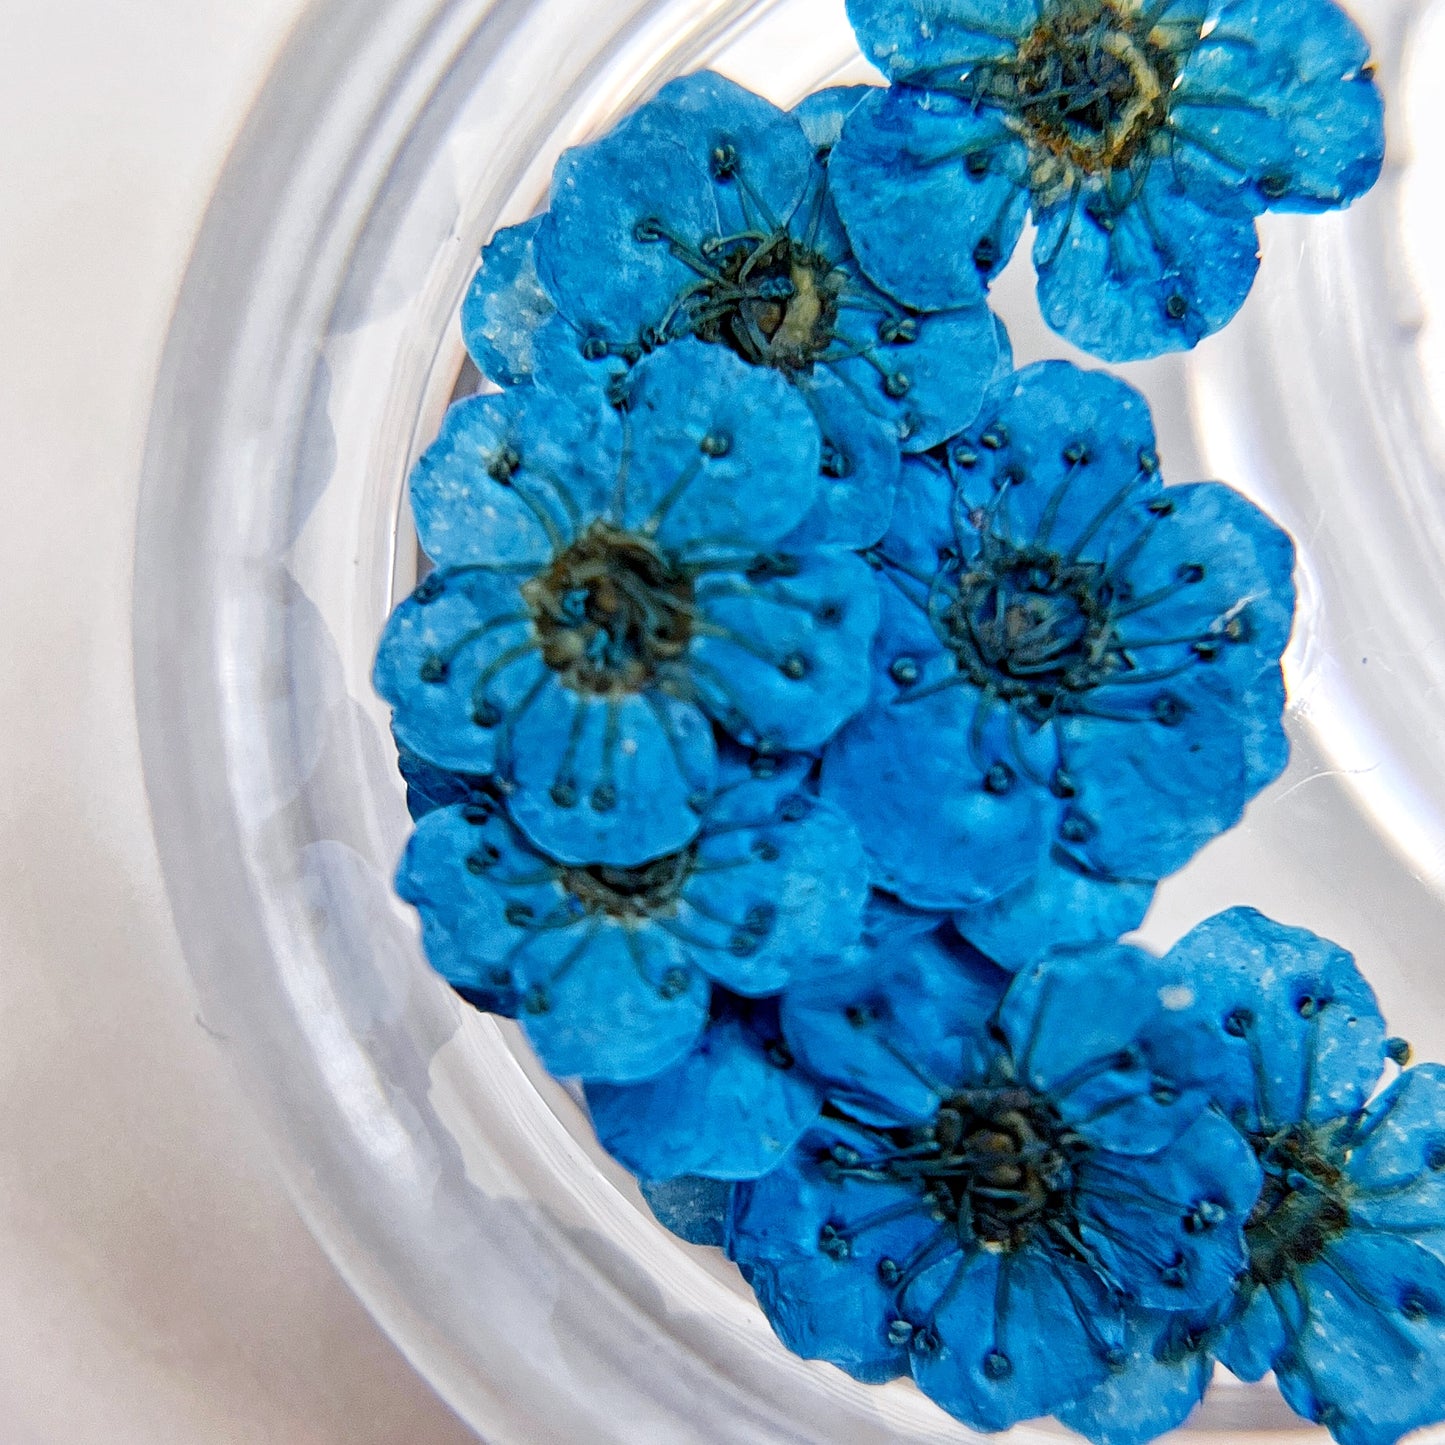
xmin=0 ymin=3 xmax=477 ymax=1440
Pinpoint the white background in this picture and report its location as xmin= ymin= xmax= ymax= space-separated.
xmin=0 ymin=3 xmax=477 ymax=1439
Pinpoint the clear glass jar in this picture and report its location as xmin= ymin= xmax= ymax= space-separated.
xmin=134 ymin=0 xmax=1445 ymax=1436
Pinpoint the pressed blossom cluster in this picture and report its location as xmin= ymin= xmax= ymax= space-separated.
xmin=369 ymin=10 xmax=1416 ymax=1442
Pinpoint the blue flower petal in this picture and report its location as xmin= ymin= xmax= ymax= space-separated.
xmin=1346 ymin=1064 xmax=1445 ymax=1234
xmin=588 ymin=999 xmax=825 ymax=1179
xmin=681 ymin=786 xmax=868 ymax=996
xmin=843 ymin=0 xmax=1032 ymax=78
xmin=460 ymin=216 xmax=553 ymax=386
xmin=1076 ymin=1110 xmax=1259 ymax=1310
xmin=876 ymin=450 xmax=957 ymax=578
xmin=863 ymin=889 xmax=948 ymax=945
xmin=1171 ymin=0 xmax=1384 ymax=216
xmin=507 ymin=689 xmax=716 ymax=865
xmin=1158 ymin=908 xmax=1386 ymax=1133
xmin=1214 ymin=1281 xmax=1286 ymax=1381
xmin=949 ymin=360 xmax=1163 ymax=549
xmin=619 ymin=341 xmax=822 ymax=553
xmin=782 ymin=927 xmax=1009 ymax=1124
xmin=998 ymin=947 xmax=1213 ymax=1156
xmin=374 ymin=570 xmax=547 ymax=775
xmin=832 ymin=86 xmax=1031 ymax=312
xmin=394 ymin=742 xmax=488 ymax=821
xmin=955 ymin=852 xmax=1154 ymax=974
xmin=639 ymin=1174 xmax=731 ymax=1246
xmin=791 ymin=85 xmax=877 ymax=153
xmin=820 ymin=586 xmax=1051 ymax=909
xmin=395 ymin=802 xmax=550 ymax=1008
xmin=785 ymin=367 xmax=899 ymax=549
xmin=1275 ymin=1232 xmax=1445 ymax=1445
xmin=408 ymin=389 xmax=621 ymax=568
xmin=516 ymin=918 xmax=709 ymax=1082
xmin=688 ymin=550 xmax=878 ymax=752
xmin=911 ymin=1244 xmax=1121 ymax=1430
xmin=867 ymin=303 xmax=1001 ymax=455
xmin=530 ymin=310 xmax=633 ymax=397
xmin=1112 ymin=479 xmax=1296 ymax=682
xmin=1034 ymin=168 xmax=1261 ymax=361
xmin=1057 ymin=682 xmax=1258 ymax=882
xmin=1056 ymin=1310 xmax=1214 ymax=1445
xmin=729 ymin=1123 xmax=939 ymax=1382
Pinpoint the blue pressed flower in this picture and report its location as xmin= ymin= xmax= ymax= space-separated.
xmin=639 ymin=1174 xmax=733 ymax=1247
xmin=395 ymin=758 xmax=869 ymax=1086
xmin=830 ymin=0 xmax=1384 ymax=360
xmin=375 ymin=340 xmax=879 ymax=865
xmin=820 ymin=360 xmax=1294 ymax=931
xmin=394 ymin=738 xmax=496 ymax=823
xmin=465 ymin=71 xmax=1008 ymax=546
xmin=1149 ymin=908 xmax=1445 ymax=1445
xmin=730 ymin=934 xmax=1261 ymax=1430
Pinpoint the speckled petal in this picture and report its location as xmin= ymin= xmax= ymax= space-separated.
xmin=954 ymin=852 xmax=1155 ymax=974
xmin=639 ymin=1175 xmax=732 ymax=1246
xmin=1034 ymin=168 xmax=1260 ymax=361
xmin=949 ymin=360 xmax=1163 ymax=548
xmin=373 ymin=570 xmax=546 ymax=775
xmin=618 ymin=341 xmax=822 ymax=554
xmin=1345 ymin=1064 xmax=1445 ymax=1233
xmin=832 ymin=86 xmax=1031 ymax=312
xmin=460 ymin=216 xmax=554 ymax=386
xmin=588 ymin=1002 xmax=825 ymax=1179
xmin=687 ymin=550 xmax=878 ymax=752
xmin=517 ymin=919 xmax=709 ymax=1083
xmin=782 ymin=927 xmax=1008 ymax=1124
xmin=999 ymin=947 xmax=1212 ymax=1155
xmin=911 ymin=1244 xmax=1122 ymax=1430
xmin=792 ymin=85 xmax=878 ymax=152
xmin=395 ymin=802 xmax=556 ymax=1005
xmin=408 ymin=389 xmax=620 ymax=567
xmin=877 ymin=450 xmax=957 ymax=578
xmin=1056 ymin=1310 xmax=1215 ymax=1445
xmin=844 ymin=0 xmax=1033 ymax=79
xmin=1274 ymin=1233 xmax=1445 ymax=1445
xmin=785 ymin=367 xmax=899 ymax=549
xmin=682 ymin=786 xmax=868 ymax=996
xmin=1214 ymin=1281 xmax=1286 ymax=1381
xmin=507 ymin=689 xmax=716 ymax=865
xmin=1171 ymin=0 xmax=1384 ymax=216
xmin=1076 ymin=1110 xmax=1259 ymax=1310
xmin=1158 ymin=908 xmax=1386 ymax=1133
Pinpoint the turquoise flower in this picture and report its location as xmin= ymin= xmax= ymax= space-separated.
xmin=464 ymin=71 xmax=1007 ymax=546
xmin=375 ymin=340 xmax=878 ymax=865
xmin=820 ymin=360 xmax=1293 ymax=947
xmin=830 ymin=0 xmax=1384 ymax=359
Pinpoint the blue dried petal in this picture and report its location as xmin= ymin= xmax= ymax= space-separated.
xmin=791 ymin=85 xmax=878 ymax=153
xmin=845 ymin=0 xmax=1034 ymax=76
xmin=1055 ymin=1309 xmax=1216 ymax=1445
xmin=588 ymin=995 xmax=825 ymax=1180
xmin=688 ymin=551 xmax=879 ymax=753
xmin=1157 ymin=907 xmax=1387 ymax=1133
xmin=782 ymin=927 xmax=1010 ymax=1124
xmin=1172 ymin=0 xmax=1384 ymax=216
xmin=460 ymin=216 xmax=554 ymax=386
xmin=408 ymin=388 xmax=621 ymax=568
xmin=1272 ymin=1232 xmax=1445 ymax=1445
xmin=1214 ymin=1283 xmax=1287 ymax=1381
xmin=1347 ymin=1064 xmax=1445 ymax=1234
xmin=507 ymin=689 xmax=716 ymax=865
xmin=639 ymin=1175 xmax=732 ymax=1246
xmin=955 ymin=855 xmax=1154 ymax=974
xmin=394 ymin=741 xmax=490 ymax=821
xmin=830 ymin=86 xmax=1031 ymax=312
xmin=1033 ymin=169 xmax=1262 ymax=362
xmin=618 ymin=340 xmax=822 ymax=552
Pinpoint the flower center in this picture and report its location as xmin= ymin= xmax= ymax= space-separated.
xmin=688 ymin=233 xmax=844 ymax=372
xmin=1244 ymin=1125 xmax=1351 ymax=1286
xmin=874 ymin=1088 xmax=1080 ymax=1251
xmin=523 ymin=522 xmax=695 ymax=695
xmin=933 ymin=546 xmax=1122 ymax=714
xmin=1008 ymin=0 xmax=1179 ymax=175
xmin=560 ymin=845 xmax=696 ymax=921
